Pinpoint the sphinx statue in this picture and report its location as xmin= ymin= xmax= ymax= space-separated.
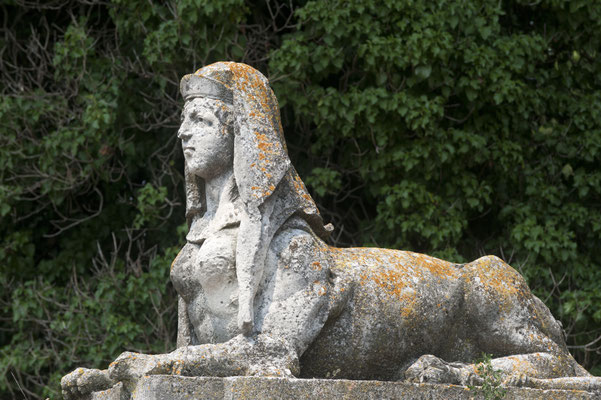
xmin=61 ymin=62 xmax=600 ymax=399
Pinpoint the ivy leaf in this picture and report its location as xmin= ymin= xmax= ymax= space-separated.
xmin=415 ymin=65 xmax=432 ymax=79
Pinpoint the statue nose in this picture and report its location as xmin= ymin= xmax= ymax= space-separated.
xmin=178 ymin=129 xmax=191 ymax=140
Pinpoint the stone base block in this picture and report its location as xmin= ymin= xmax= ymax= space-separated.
xmin=91 ymin=376 xmax=600 ymax=400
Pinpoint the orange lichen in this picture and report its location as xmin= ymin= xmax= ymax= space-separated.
xmin=462 ymin=256 xmax=528 ymax=313
xmin=312 ymin=281 xmax=327 ymax=296
xmin=329 ymin=247 xmax=458 ymax=318
xmin=359 ymin=268 xmax=417 ymax=318
xmin=502 ymin=356 xmax=537 ymax=377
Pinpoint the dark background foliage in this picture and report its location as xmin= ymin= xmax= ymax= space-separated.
xmin=1 ymin=0 xmax=600 ymax=398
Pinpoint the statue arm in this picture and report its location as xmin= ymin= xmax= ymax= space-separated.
xmin=108 ymin=333 xmax=299 ymax=383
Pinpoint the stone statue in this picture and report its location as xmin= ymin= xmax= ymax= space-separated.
xmin=61 ymin=62 xmax=600 ymax=399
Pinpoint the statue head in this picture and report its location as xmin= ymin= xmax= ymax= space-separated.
xmin=179 ymin=62 xmax=332 ymax=238
xmin=177 ymin=97 xmax=234 ymax=180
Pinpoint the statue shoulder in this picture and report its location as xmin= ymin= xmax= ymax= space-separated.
xmin=270 ymin=216 xmax=327 ymax=259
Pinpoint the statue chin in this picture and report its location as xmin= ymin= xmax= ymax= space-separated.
xmin=183 ymin=161 xmax=207 ymax=179
xmin=183 ymin=150 xmax=230 ymax=180
xmin=60 ymin=61 xmax=601 ymax=399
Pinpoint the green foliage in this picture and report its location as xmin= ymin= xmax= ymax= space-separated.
xmin=134 ymin=184 xmax=169 ymax=228
xmin=305 ymin=167 xmax=342 ymax=197
xmin=1 ymin=0 xmax=601 ymax=398
xmin=1 ymin=245 xmax=180 ymax=399
xmin=468 ymin=353 xmax=507 ymax=400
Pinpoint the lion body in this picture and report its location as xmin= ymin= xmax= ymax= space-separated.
xmin=255 ymin=227 xmax=580 ymax=380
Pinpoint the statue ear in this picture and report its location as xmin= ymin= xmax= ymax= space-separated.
xmin=232 ymin=84 xmax=290 ymax=216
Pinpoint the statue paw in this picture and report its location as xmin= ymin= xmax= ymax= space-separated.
xmin=61 ymin=368 xmax=114 ymax=400
xmin=248 ymin=335 xmax=300 ymax=377
xmin=505 ymin=373 xmax=532 ymax=388
xmin=108 ymin=351 xmax=171 ymax=382
xmin=404 ymin=355 xmax=470 ymax=385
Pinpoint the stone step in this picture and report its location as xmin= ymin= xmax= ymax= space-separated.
xmin=90 ymin=375 xmax=600 ymax=400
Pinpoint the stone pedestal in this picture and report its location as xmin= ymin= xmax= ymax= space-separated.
xmin=90 ymin=376 xmax=600 ymax=400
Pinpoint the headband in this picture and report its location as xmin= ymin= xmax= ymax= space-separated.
xmin=180 ymin=74 xmax=233 ymax=105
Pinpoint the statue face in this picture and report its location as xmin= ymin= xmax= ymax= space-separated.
xmin=178 ymin=98 xmax=233 ymax=179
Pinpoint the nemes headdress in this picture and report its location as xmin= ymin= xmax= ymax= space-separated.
xmin=180 ymin=62 xmax=332 ymax=334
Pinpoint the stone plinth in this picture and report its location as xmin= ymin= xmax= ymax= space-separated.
xmin=90 ymin=376 xmax=600 ymax=400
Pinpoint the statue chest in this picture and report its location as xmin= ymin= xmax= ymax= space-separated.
xmin=171 ymin=227 xmax=239 ymax=317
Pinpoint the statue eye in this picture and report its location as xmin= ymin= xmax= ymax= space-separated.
xmin=188 ymin=110 xmax=214 ymax=127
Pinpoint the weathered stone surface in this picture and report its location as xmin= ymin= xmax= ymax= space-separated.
xmin=61 ymin=61 xmax=601 ymax=399
xmin=91 ymin=382 xmax=125 ymax=400
xmin=98 ymin=376 xmax=600 ymax=400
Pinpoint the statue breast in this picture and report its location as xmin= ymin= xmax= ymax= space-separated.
xmin=171 ymin=227 xmax=239 ymax=342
